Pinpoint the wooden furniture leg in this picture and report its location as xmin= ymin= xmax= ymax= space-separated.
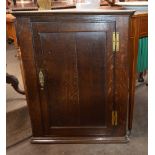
xmin=6 ymin=13 xmax=26 ymax=95
xmin=16 ymin=47 xmax=27 ymax=95
xmin=6 ymin=73 xmax=25 ymax=95
xmin=138 ymin=72 xmax=144 ymax=82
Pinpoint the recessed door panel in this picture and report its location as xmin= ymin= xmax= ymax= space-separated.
xmin=40 ymin=32 xmax=80 ymax=127
xmin=76 ymin=32 xmax=107 ymax=126
xmin=32 ymin=21 xmax=115 ymax=136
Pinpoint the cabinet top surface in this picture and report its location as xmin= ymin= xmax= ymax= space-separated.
xmin=12 ymin=7 xmax=135 ymax=16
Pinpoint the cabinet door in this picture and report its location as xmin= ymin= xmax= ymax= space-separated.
xmin=32 ymin=18 xmax=119 ymax=137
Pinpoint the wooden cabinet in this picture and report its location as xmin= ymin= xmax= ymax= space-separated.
xmin=13 ymin=10 xmax=134 ymax=143
xmin=128 ymin=12 xmax=148 ymax=131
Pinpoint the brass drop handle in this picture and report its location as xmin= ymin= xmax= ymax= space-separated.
xmin=39 ymin=69 xmax=44 ymax=90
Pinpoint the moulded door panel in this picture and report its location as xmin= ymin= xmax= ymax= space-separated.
xmin=32 ymin=21 xmax=116 ymax=137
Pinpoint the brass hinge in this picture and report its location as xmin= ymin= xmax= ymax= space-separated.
xmin=112 ymin=110 xmax=118 ymax=126
xmin=112 ymin=32 xmax=119 ymax=52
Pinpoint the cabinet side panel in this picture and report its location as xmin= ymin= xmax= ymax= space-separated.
xmin=115 ymin=16 xmax=130 ymax=136
xmin=15 ymin=17 xmax=43 ymax=136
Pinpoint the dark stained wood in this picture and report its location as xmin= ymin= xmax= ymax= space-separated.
xmin=76 ymin=32 xmax=107 ymax=126
xmin=15 ymin=17 xmax=44 ymax=136
xmin=31 ymin=136 xmax=129 ymax=144
xmin=13 ymin=10 xmax=134 ymax=143
xmin=114 ymin=16 xmax=130 ymax=136
xmin=31 ymin=19 xmax=116 ymax=137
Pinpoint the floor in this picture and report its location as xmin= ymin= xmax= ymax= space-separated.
xmin=6 ymin=43 xmax=25 ymax=108
xmin=6 ymin=43 xmax=32 ymax=147
xmin=6 ymin=44 xmax=148 ymax=155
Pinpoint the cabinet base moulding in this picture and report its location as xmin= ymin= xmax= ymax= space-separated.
xmin=31 ymin=136 xmax=129 ymax=144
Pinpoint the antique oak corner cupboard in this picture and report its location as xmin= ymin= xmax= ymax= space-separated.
xmin=13 ymin=10 xmax=135 ymax=144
